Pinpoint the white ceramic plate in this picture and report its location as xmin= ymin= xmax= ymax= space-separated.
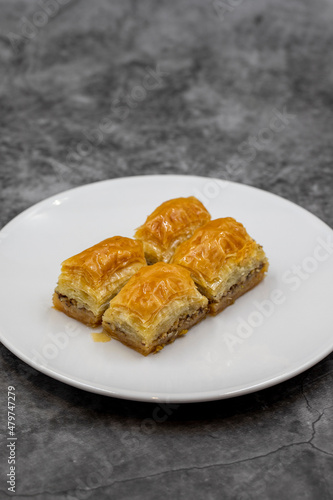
xmin=1 ymin=175 xmax=333 ymax=403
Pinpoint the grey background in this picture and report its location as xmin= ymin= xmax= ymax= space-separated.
xmin=0 ymin=0 xmax=332 ymax=498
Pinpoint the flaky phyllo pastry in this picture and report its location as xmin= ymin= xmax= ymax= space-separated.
xmin=53 ymin=237 xmax=147 ymax=326
xmin=102 ymin=262 xmax=209 ymax=356
xmin=171 ymin=218 xmax=269 ymax=315
xmin=134 ymin=196 xmax=211 ymax=264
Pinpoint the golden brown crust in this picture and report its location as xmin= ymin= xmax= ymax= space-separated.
xmin=59 ymin=236 xmax=146 ymax=285
xmin=54 ymin=236 xmax=147 ymax=325
xmin=172 ymin=218 xmax=258 ymax=282
xmin=103 ymin=262 xmax=206 ymax=325
xmin=171 ymin=217 xmax=269 ymax=303
xmin=102 ymin=262 xmax=209 ymax=354
xmin=134 ymin=196 xmax=211 ymax=263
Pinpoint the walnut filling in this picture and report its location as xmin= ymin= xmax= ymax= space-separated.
xmin=155 ymin=306 xmax=208 ymax=343
xmin=53 ymin=292 xmax=100 ymax=327
xmin=209 ymin=263 xmax=267 ymax=315
xmin=103 ymin=305 xmax=209 ymax=356
xmin=221 ymin=263 xmax=264 ymax=299
xmin=56 ymin=293 xmax=86 ymax=310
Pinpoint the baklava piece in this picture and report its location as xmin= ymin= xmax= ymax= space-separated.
xmin=171 ymin=218 xmax=269 ymax=315
xmin=53 ymin=237 xmax=147 ymax=327
xmin=102 ymin=262 xmax=209 ymax=355
xmin=134 ymin=196 xmax=211 ymax=264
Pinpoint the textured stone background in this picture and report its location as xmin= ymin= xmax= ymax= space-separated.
xmin=0 ymin=0 xmax=332 ymax=499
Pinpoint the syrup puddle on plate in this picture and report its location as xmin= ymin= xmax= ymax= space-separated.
xmin=91 ymin=330 xmax=112 ymax=343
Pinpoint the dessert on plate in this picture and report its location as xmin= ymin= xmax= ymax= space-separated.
xmin=171 ymin=217 xmax=269 ymax=315
xmin=52 ymin=196 xmax=269 ymax=357
xmin=134 ymin=196 xmax=211 ymax=264
xmin=102 ymin=262 xmax=209 ymax=355
xmin=53 ymin=236 xmax=147 ymax=326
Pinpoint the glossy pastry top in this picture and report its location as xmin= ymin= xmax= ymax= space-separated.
xmin=171 ymin=218 xmax=264 ymax=283
xmin=60 ymin=236 xmax=146 ymax=285
xmin=105 ymin=262 xmax=206 ymax=325
xmin=134 ymin=196 xmax=211 ymax=262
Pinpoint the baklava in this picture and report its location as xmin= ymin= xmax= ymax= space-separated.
xmin=134 ymin=196 xmax=211 ymax=264
xmin=53 ymin=236 xmax=147 ymax=327
xmin=171 ymin=217 xmax=269 ymax=315
xmin=102 ymin=262 xmax=209 ymax=355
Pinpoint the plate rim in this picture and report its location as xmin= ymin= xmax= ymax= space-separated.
xmin=1 ymin=334 xmax=332 ymax=403
xmin=2 ymin=174 xmax=332 ymax=236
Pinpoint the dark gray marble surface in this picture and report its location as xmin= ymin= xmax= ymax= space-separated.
xmin=1 ymin=0 xmax=333 ymax=498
